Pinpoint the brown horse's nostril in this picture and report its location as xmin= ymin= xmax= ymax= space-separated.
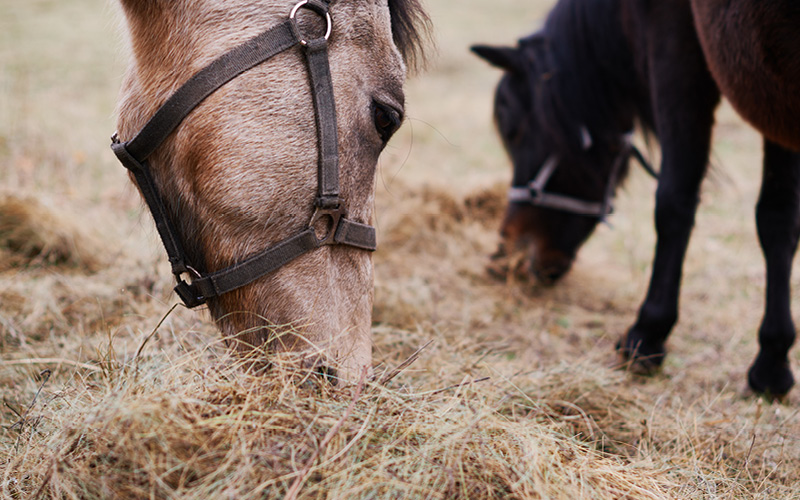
xmin=532 ymin=252 xmax=573 ymax=285
xmin=533 ymin=265 xmax=567 ymax=286
xmin=300 ymin=365 xmax=339 ymax=389
xmin=316 ymin=365 xmax=338 ymax=385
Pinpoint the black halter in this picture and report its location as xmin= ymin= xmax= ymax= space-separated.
xmin=507 ymin=135 xmax=658 ymax=218
xmin=111 ymin=0 xmax=376 ymax=308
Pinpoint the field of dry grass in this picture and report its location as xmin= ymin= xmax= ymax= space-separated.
xmin=2 ymin=0 xmax=799 ymax=498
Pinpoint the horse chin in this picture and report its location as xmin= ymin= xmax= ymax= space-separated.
xmin=531 ymin=261 xmax=572 ymax=286
xmin=216 ymin=311 xmax=373 ymax=386
xmin=209 ymin=254 xmax=374 ymax=386
xmin=530 ymin=251 xmax=573 ymax=286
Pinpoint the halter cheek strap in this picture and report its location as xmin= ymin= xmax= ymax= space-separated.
xmin=111 ymin=0 xmax=376 ymax=308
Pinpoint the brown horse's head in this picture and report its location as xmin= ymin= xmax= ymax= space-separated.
xmin=472 ymin=26 xmax=640 ymax=285
xmin=116 ymin=0 xmax=427 ymax=382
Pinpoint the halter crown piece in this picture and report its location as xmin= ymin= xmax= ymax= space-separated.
xmin=111 ymin=0 xmax=376 ymax=308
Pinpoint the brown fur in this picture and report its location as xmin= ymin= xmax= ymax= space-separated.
xmin=691 ymin=0 xmax=800 ymax=150
xmin=116 ymin=0 xmax=424 ymax=381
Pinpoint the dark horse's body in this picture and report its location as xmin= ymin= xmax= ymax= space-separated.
xmin=473 ymin=0 xmax=800 ymax=397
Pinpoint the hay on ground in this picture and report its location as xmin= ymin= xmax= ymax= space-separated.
xmin=0 ymin=192 xmax=105 ymax=272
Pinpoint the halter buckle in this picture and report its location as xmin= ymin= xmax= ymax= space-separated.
xmin=174 ymin=280 xmax=206 ymax=308
xmin=310 ymin=204 xmax=345 ymax=245
xmin=528 ymin=183 xmax=545 ymax=203
xmin=173 ymin=266 xmax=206 ymax=308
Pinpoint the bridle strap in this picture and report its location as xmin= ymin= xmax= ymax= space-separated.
xmin=631 ymin=144 xmax=659 ymax=179
xmin=507 ymin=151 xmax=620 ymax=216
xmin=306 ymin=38 xmax=341 ymax=208
xmin=113 ymin=18 xmax=305 ymax=277
xmin=526 ymin=155 xmax=559 ymax=197
xmin=507 ymin=139 xmax=657 ymax=217
xmin=111 ymin=140 xmax=191 ymax=275
xmin=181 ymin=217 xmax=376 ymax=304
xmin=125 ymin=19 xmax=299 ymax=163
xmin=112 ymin=0 xmax=376 ymax=309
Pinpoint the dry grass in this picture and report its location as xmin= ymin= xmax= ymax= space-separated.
xmin=1 ymin=348 xmax=678 ymax=499
xmin=0 ymin=192 xmax=106 ymax=271
xmin=2 ymin=0 xmax=800 ymax=498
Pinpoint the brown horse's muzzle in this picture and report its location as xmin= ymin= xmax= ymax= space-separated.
xmin=529 ymin=248 xmax=573 ymax=285
xmin=489 ymin=204 xmax=575 ymax=285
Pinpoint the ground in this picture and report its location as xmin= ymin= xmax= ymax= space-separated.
xmin=1 ymin=0 xmax=799 ymax=498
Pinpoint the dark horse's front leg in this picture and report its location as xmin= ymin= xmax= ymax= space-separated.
xmin=748 ymin=140 xmax=800 ymax=397
xmin=617 ymin=124 xmax=716 ymax=371
xmin=618 ymin=0 xmax=720 ymax=373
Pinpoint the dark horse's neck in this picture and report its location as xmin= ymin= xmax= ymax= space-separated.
xmin=533 ymin=0 xmax=651 ymax=151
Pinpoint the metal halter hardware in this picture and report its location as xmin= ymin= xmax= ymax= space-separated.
xmin=111 ymin=0 xmax=377 ymax=308
xmin=290 ymin=0 xmax=332 ymax=45
xmin=507 ymin=137 xmax=658 ymax=218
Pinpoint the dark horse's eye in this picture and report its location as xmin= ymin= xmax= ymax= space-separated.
xmin=372 ymin=100 xmax=403 ymax=143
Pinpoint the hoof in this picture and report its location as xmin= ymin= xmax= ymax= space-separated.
xmin=748 ymin=353 xmax=794 ymax=401
xmin=616 ymin=331 xmax=666 ymax=376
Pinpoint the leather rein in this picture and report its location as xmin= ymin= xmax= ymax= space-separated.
xmin=111 ymin=0 xmax=376 ymax=309
xmin=507 ymin=136 xmax=658 ymax=218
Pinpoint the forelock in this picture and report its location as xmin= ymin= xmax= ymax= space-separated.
xmin=387 ymin=0 xmax=431 ymax=72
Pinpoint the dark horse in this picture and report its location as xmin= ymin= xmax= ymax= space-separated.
xmin=472 ymin=0 xmax=800 ymax=398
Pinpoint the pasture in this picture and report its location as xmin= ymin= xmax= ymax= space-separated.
xmin=1 ymin=0 xmax=799 ymax=498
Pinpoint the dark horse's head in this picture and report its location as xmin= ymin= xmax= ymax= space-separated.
xmin=471 ymin=2 xmax=649 ymax=284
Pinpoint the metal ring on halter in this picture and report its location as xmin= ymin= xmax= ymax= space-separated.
xmin=290 ymin=0 xmax=333 ymax=46
xmin=185 ymin=265 xmax=202 ymax=280
xmin=175 ymin=264 xmax=203 ymax=285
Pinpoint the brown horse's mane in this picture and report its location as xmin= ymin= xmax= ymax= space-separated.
xmin=527 ymin=0 xmax=650 ymax=156
xmin=388 ymin=0 xmax=431 ymax=71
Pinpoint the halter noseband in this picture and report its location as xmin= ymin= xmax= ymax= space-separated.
xmin=111 ymin=0 xmax=376 ymax=308
xmin=507 ymin=136 xmax=657 ymax=218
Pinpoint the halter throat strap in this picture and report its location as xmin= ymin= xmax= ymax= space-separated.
xmin=111 ymin=0 xmax=376 ymax=309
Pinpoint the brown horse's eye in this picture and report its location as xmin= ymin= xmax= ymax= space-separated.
xmin=373 ymin=101 xmax=402 ymax=143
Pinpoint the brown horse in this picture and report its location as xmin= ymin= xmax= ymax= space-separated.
xmin=473 ymin=0 xmax=800 ymax=398
xmin=113 ymin=0 xmax=427 ymax=382
xmin=693 ymin=1 xmax=800 ymax=152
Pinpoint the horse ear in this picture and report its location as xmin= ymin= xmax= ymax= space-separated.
xmin=520 ymin=32 xmax=546 ymax=45
xmin=470 ymin=45 xmax=524 ymax=73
